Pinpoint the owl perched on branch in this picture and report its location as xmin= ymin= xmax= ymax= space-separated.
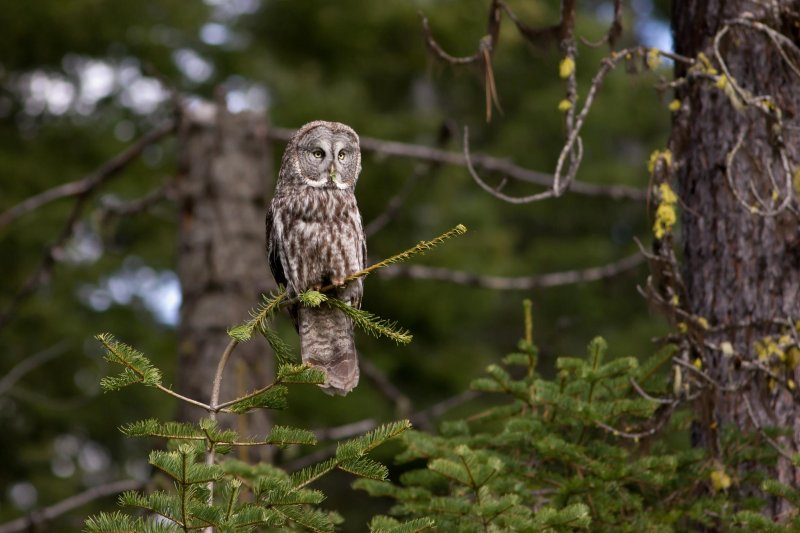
xmin=265 ymin=121 xmax=366 ymax=395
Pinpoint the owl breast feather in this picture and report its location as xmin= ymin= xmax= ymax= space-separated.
xmin=276 ymin=189 xmax=364 ymax=293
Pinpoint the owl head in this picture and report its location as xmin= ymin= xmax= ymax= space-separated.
xmin=280 ymin=120 xmax=362 ymax=190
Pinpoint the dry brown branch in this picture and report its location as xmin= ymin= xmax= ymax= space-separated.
xmin=0 ymin=479 xmax=143 ymax=533
xmin=378 ymin=252 xmax=644 ymax=290
xmin=0 ymin=342 xmax=69 ymax=396
xmin=419 ymin=1 xmax=503 ymax=121
xmin=96 ymin=181 xmax=174 ymax=221
xmin=713 ymin=19 xmax=798 ymax=217
xmin=266 ymin=127 xmax=645 ymax=201
xmin=0 ymin=121 xmax=176 ymax=230
xmin=0 ymin=121 xmax=177 ymax=332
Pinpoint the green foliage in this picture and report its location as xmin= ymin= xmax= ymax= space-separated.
xmin=356 ymin=302 xmax=794 ymax=532
xmin=88 ymin=317 xmax=417 ymax=532
xmin=96 ymin=333 xmax=163 ymax=391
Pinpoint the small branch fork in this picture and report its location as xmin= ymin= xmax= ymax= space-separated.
xmin=715 ymin=17 xmax=800 ymax=217
xmin=0 ymin=120 xmax=177 ymax=333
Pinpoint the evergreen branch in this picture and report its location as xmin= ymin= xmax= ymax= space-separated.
xmin=299 ymin=290 xmax=328 ymax=307
xmin=368 ymin=516 xmax=436 ymax=533
xmin=96 ymin=334 xmax=211 ymax=411
xmin=216 ymin=364 xmax=323 ymax=413
xmin=291 ymin=420 xmax=411 ymax=490
xmin=84 ymin=510 xmax=179 ymax=533
xmin=346 ymin=224 xmax=468 ymax=283
xmin=277 ymin=364 xmax=326 ymax=384
xmin=274 ymin=505 xmax=335 ymax=533
xmin=263 ymin=327 xmax=297 ymax=366
xmin=97 ymin=333 xmax=162 ymax=389
xmin=229 ymin=289 xmax=287 ymax=342
xmin=121 ymin=419 xmax=206 ymax=441
xmin=225 ymin=385 xmax=289 ymax=414
xmin=324 ymin=299 xmax=413 ymax=344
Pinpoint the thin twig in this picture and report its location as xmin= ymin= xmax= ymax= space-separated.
xmin=0 ymin=342 xmax=70 ymax=396
xmin=0 ymin=479 xmax=143 ymax=533
xmin=0 ymin=121 xmax=177 ymax=332
xmin=206 ymin=339 xmax=239 ymax=510
xmin=742 ymin=394 xmax=794 ymax=461
xmin=0 ymin=121 xmax=176 ymax=230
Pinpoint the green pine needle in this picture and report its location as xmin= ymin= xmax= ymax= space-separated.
xmin=369 ymin=516 xmax=436 ymax=533
xmin=266 ymin=425 xmax=318 ymax=447
xmin=299 ymin=290 xmax=328 ymax=307
xmin=277 ymin=363 xmax=326 ymax=384
xmin=121 ymin=419 xmax=206 ymax=441
xmin=263 ymin=327 xmax=297 ymax=366
xmin=338 ymin=456 xmax=389 ymax=480
xmin=227 ymin=385 xmax=289 ymax=414
xmin=275 ymin=505 xmax=335 ymax=533
xmin=96 ymin=333 xmax=162 ymax=391
xmin=229 ymin=289 xmax=287 ymax=342
xmin=325 ymin=299 xmax=412 ymax=344
xmin=344 ymin=224 xmax=468 ymax=283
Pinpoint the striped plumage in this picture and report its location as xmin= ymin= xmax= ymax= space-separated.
xmin=266 ymin=121 xmax=366 ymax=395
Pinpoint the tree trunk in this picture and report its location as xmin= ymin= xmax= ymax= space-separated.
xmin=175 ymin=103 xmax=275 ymax=454
xmin=671 ymin=0 xmax=800 ymax=515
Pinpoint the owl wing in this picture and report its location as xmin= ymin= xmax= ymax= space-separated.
xmin=265 ymin=206 xmax=299 ymax=329
xmin=352 ymin=223 xmax=367 ymax=310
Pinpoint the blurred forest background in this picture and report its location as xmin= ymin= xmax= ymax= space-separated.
xmin=0 ymin=0 xmax=677 ymax=529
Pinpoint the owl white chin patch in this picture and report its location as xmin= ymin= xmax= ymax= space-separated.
xmin=333 ymin=179 xmax=349 ymax=190
xmin=304 ymin=177 xmax=328 ymax=188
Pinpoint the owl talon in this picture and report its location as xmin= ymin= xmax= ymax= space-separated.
xmin=332 ymin=277 xmax=346 ymax=287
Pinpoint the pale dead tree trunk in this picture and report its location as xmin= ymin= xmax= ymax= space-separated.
xmin=175 ymin=104 xmax=275 ymax=455
xmin=671 ymin=0 xmax=800 ymax=515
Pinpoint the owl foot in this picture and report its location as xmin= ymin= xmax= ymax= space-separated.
xmin=332 ymin=277 xmax=346 ymax=287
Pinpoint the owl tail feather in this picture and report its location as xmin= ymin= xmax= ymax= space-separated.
xmin=299 ymin=305 xmax=359 ymax=396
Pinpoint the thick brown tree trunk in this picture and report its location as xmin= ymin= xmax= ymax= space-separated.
xmin=174 ymin=104 xmax=275 ymax=449
xmin=671 ymin=0 xmax=800 ymax=515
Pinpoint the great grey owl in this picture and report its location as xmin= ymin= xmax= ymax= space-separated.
xmin=265 ymin=120 xmax=366 ymax=395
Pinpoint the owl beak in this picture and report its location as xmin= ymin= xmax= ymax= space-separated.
xmin=328 ymin=163 xmax=337 ymax=182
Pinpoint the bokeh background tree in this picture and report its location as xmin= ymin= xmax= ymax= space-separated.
xmin=0 ymin=0 xmax=739 ymax=530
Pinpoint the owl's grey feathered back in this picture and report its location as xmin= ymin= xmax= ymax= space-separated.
xmin=265 ymin=121 xmax=366 ymax=395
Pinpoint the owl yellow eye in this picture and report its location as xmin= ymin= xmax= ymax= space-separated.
xmin=312 ymin=149 xmax=324 ymax=159
xmin=338 ymin=151 xmax=346 ymax=161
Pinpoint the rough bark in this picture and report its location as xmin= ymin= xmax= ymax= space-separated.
xmin=671 ymin=0 xmax=800 ymax=514
xmin=175 ymin=104 xmax=275 ymax=449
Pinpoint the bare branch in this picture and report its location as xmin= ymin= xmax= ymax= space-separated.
xmin=0 ymin=479 xmax=143 ymax=533
xmin=0 ymin=121 xmax=176 ymax=230
xmin=378 ymin=252 xmax=644 ymax=290
xmin=0 ymin=342 xmax=70 ymax=396
xmin=0 ymin=121 xmax=177 ymax=332
xmin=266 ymin=127 xmax=645 ymax=201
xmin=743 ymin=394 xmax=795 ymax=462
xmin=96 ymin=181 xmax=174 ymax=221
